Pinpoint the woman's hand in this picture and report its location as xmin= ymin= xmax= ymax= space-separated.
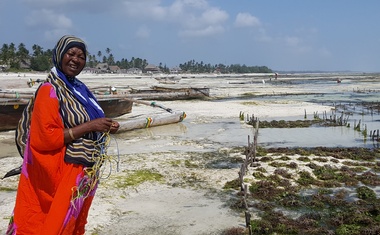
xmin=88 ymin=118 xmax=119 ymax=133
xmin=109 ymin=121 xmax=120 ymax=134
xmin=65 ymin=118 xmax=120 ymax=143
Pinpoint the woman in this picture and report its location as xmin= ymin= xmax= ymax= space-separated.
xmin=7 ymin=35 xmax=119 ymax=234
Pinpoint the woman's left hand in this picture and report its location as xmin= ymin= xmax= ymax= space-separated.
xmin=109 ymin=121 xmax=120 ymax=134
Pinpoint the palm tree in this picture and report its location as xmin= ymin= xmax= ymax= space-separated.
xmin=32 ymin=44 xmax=43 ymax=56
xmin=0 ymin=43 xmax=10 ymax=65
xmin=97 ymin=51 xmax=102 ymax=62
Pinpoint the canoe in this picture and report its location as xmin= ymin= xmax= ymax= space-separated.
xmin=0 ymin=98 xmax=133 ymax=132
xmin=0 ymin=85 xmax=204 ymax=132
xmin=97 ymin=98 xmax=133 ymax=118
xmin=154 ymin=76 xmax=181 ymax=84
xmin=0 ymin=99 xmax=28 ymax=132
xmin=128 ymin=86 xmax=210 ymax=100
xmin=92 ymin=86 xmax=210 ymax=101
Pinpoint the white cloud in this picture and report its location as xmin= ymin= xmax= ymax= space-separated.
xmin=26 ymin=9 xmax=72 ymax=29
xmin=234 ymin=13 xmax=260 ymax=28
xmin=181 ymin=0 xmax=208 ymax=8
xmin=43 ymin=29 xmax=73 ymax=42
xmin=120 ymin=0 xmax=228 ymax=38
xmin=122 ymin=0 xmax=167 ymax=20
xmin=179 ymin=25 xmax=225 ymax=37
xmin=179 ymin=7 xmax=228 ymax=38
xmin=182 ymin=8 xmax=228 ymax=27
xmin=201 ymin=8 xmax=229 ymax=25
xmin=24 ymin=9 xmax=73 ymax=42
xmin=23 ymin=0 xmax=78 ymax=5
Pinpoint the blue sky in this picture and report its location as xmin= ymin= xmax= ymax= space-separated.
xmin=1 ymin=0 xmax=379 ymax=72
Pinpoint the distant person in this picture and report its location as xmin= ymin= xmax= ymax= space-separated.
xmin=7 ymin=35 xmax=120 ymax=234
xmin=275 ymin=72 xmax=278 ymax=80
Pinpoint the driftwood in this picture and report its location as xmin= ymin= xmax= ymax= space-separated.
xmin=117 ymin=110 xmax=186 ymax=133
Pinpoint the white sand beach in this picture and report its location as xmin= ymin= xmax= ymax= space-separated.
xmin=0 ymin=72 xmax=378 ymax=234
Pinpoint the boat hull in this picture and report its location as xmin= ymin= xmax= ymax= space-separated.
xmin=0 ymin=99 xmax=133 ymax=132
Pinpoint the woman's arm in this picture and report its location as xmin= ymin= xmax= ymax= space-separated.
xmin=63 ymin=119 xmax=119 ymax=144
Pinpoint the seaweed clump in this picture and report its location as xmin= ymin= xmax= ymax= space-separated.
xmin=225 ymin=146 xmax=380 ymax=234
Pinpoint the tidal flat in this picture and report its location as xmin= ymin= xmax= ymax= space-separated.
xmin=0 ymin=72 xmax=379 ymax=234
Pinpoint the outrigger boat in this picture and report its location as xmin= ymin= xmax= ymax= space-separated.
xmin=93 ymin=85 xmax=210 ymax=101
xmin=1 ymin=80 xmax=208 ymax=132
xmin=0 ymin=96 xmax=133 ymax=132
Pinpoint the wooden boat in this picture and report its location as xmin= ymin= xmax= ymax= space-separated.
xmin=97 ymin=98 xmax=133 ymax=118
xmin=0 ymin=97 xmax=133 ymax=132
xmin=0 ymin=99 xmax=28 ymax=132
xmin=127 ymin=86 xmax=210 ymax=100
xmin=154 ymin=76 xmax=181 ymax=84
xmin=92 ymin=86 xmax=210 ymax=101
xmin=0 ymin=84 xmax=205 ymax=132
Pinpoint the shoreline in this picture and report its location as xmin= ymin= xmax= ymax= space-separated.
xmin=1 ymin=72 xmax=379 ymax=234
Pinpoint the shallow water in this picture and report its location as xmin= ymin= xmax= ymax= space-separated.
xmin=116 ymin=73 xmax=380 ymax=150
xmin=114 ymin=114 xmax=379 ymax=156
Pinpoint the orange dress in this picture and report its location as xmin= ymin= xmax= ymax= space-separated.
xmin=7 ymin=83 xmax=95 ymax=235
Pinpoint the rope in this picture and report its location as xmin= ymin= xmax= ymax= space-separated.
xmin=179 ymin=112 xmax=187 ymax=122
xmin=71 ymin=131 xmax=120 ymax=201
xmin=145 ymin=117 xmax=153 ymax=128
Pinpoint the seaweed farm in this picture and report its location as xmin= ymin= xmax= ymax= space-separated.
xmin=223 ymin=74 xmax=380 ymax=235
xmin=244 ymin=74 xmax=380 ymax=149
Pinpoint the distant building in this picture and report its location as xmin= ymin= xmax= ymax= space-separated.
xmin=96 ymin=63 xmax=109 ymax=73
xmin=144 ymin=64 xmax=160 ymax=74
xmin=127 ymin=68 xmax=143 ymax=74
xmin=0 ymin=64 xmax=8 ymax=71
xmin=20 ymin=59 xmax=31 ymax=70
xmin=82 ymin=67 xmax=97 ymax=73
xmin=170 ymin=66 xmax=182 ymax=74
xmin=109 ymin=65 xmax=121 ymax=74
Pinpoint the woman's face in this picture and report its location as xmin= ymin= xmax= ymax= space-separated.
xmin=61 ymin=47 xmax=86 ymax=77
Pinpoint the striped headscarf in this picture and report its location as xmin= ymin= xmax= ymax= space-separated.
xmin=52 ymin=35 xmax=87 ymax=72
xmin=16 ymin=35 xmax=105 ymax=167
xmin=52 ymin=35 xmax=104 ymax=120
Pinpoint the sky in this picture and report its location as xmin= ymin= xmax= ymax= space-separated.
xmin=1 ymin=0 xmax=380 ymax=72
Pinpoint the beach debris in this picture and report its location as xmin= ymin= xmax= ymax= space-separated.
xmin=2 ymin=165 xmax=22 ymax=179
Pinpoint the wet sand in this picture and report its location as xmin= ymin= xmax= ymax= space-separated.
xmin=0 ymin=72 xmax=378 ymax=234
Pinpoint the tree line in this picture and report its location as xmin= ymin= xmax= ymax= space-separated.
xmin=0 ymin=42 xmax=272 ymax=74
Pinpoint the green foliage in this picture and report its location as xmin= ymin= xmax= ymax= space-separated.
xmin=179 ymin=60 xmax=272 ymax=74
xmin=30 ymin=55 xmax=51 ymax=71
xmin=0 ymin=42 xmax=273 ymax=73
